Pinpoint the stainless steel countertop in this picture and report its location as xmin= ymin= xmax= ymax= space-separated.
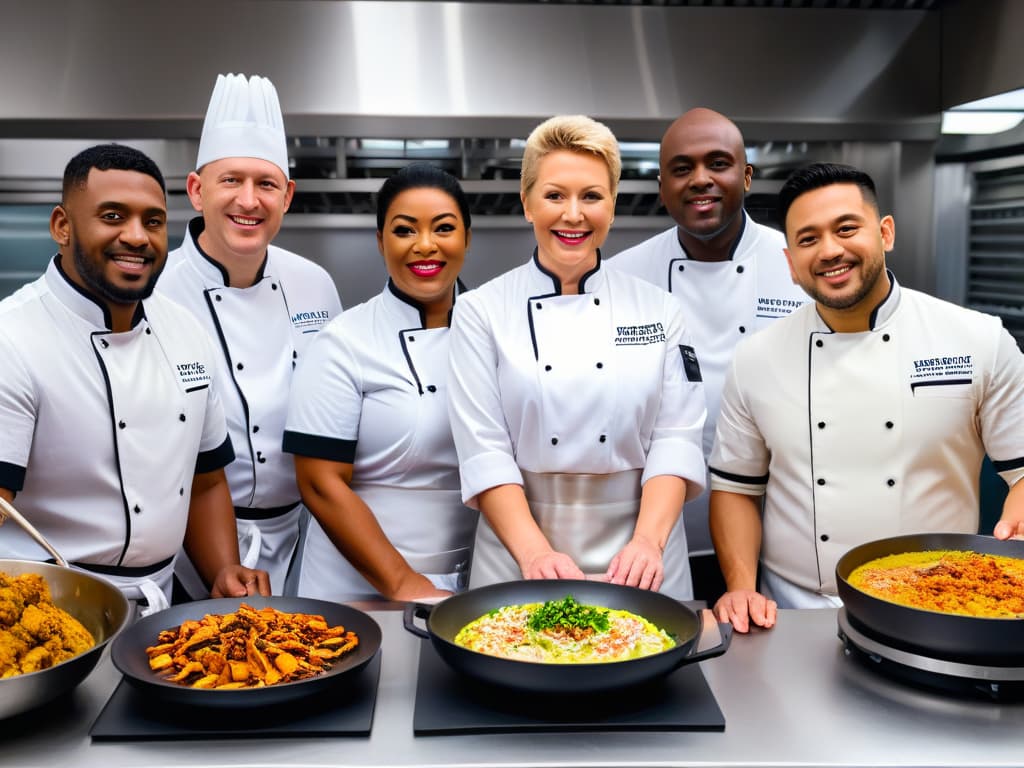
xmin=1 ymin=607 xmax=1022 ymax=768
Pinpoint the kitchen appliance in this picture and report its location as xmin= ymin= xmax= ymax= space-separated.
xmin=110 ymin=596 xmax=381 ymax=709
xmin=403 ymin=579 xmax=730 ymax=694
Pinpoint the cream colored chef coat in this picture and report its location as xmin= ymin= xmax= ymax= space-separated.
xmin=609 ymin=215 xmax=808 ymax=555
xmin=710 ymin=274 xmax=1024 ymax=601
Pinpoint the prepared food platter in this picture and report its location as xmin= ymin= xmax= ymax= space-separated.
xmin=110 ymin=596 xmax=381 ymax=709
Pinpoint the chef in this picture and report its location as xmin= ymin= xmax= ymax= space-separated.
xmin=448 ymin=115 xmax=707 ymax=600
xmin=159 ymin=73 xmax=342 ymax=597
xmin=284 ymin=164 xmax=478 ymax=602
xmin=0 ymin=144 xmax=270 ymax=617
xmin=609 ymin=108 xmax=808 ymax=601
xmin=709 ymin=162 xmax=1024 ymax=632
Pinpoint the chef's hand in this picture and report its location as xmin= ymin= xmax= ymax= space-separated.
xmin=713 ymin=589 xmax=776 ymax=633
xmin=606 ymin=535 xmax=664 ymax=591
xmin=522 ymin=551 xmax=585 ymax=580
xmin=994 ymin=518 xmax=1024 ymax=540
xmin=389 ymin=571 xmax=453 ymax=602
xmin=211 ymin=565 xmax=271 ymax=598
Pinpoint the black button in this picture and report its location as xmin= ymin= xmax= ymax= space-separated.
xmin=179 ymin=413 xmax=186 ymax=422
xmin=536 ymin=302 xmax=543 ymax=309
xmin=179 ymin=488 xmax=184 ymax=496
xmin=427 ymin=385 xmax=437 ymax=393
xmin=885 ymin=421 xmax=894 ymax=429
xmin=292 ymin=361 xmax=296 ymax=369
xmin=271 ymin=283 xmax=278 ymax=290
xmin=738 ymin=326 xmax=746 ymax=334
xmin=737 ymin=265 xmax=745 ymax=274
xmin=215 ymin=295 xmax=222 ymax=302
xmin=236 ymin=362 xmax=244 ymax=370
xmin=599 ymin=435 xmax=607 ymax=443
xmin=596 ymin=362 xmax=604 ymax=369
xmin=257 ymin=452 xmax=267 ymax=464
xmin=133 ymin=505 xmax=141 ymax=514
xmin=593 ymin=297 xmax=600 ymax=305
xmin=118 ymin=420 xmax=126 ymax=429
xmin=815 ymin=339 xmax=823 ymax=348
xmin=253 ymin=425 xmax=260 ymax=433
xmin=818 ymin=421 xmax=825 ymax=429
xmin=820 ymin=534 xmax=829 ymax=542
xmin=882 ymin=333 xmax=890 ymax=342
xmin=551 ymin=437 xmax=558 ymax=445
xmin=887 ymin=478 xmax=896 ymax=487
xmin=408 ymin=335 xmax=415 ymax=342
xmin=100 ymin=339 xmax=109 ymax=348
xmin=145 ymin=328 xmax=151 ymax=335
xmin=292 ymin=351 xmax=298 ymax=359
xmin=544 ymin=364 xmax=552 ymax=371
xmin=817 ymin=478 xmax=826 ymax=486
xmin=677 ymin=264 xmax=685 ymax=272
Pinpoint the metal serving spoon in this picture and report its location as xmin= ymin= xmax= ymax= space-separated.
xmin=0 ymin=495 xmax=69 ymax=568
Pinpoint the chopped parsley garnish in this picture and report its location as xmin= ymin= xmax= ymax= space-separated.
xmin=527 ymin=595 xmax=610 ymax=634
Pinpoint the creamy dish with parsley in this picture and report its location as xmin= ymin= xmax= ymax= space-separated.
xmin=453 ymin=595 xmax=675 ymax=663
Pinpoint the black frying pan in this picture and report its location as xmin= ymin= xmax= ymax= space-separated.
xmin=110 ymin=596 xmax=381 ymax=709
xmin=404 ymin=579 xmax=730 ymax=694
xmin=836 ymin=533 xmax=1024 ymax=664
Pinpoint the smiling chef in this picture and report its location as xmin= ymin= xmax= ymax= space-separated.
xmin=709 ymin=162 xmax=1024 ymax=632
xmin=159 ymin=73 xmax=342 ymax=596
xmin=0 ymin=144 xmax=269 ymax=616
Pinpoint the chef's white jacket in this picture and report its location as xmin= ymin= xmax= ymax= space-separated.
xmin=283 ymin=281 xmax=477 ymax=600
xmin=710 ymin=274 xmax=1024 ymax=599
xmin=609 ymin=215 xmax=808 ymax=554
xmin=158 ymin=218 xmax=341 ymax=592
xmin=0 ymin=256 xmax=233 ymax=603
xmin=448 ymin=253 xmax=707 ymax=579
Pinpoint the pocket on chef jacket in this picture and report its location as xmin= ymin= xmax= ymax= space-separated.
xmin=911 ymin=380 xmax=973 ymax=399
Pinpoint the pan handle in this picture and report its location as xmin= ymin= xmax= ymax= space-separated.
xmin=683 ymin=610 xmax=733 ymax=663
xmin=402 ymin=602 xmax=434 ymax=639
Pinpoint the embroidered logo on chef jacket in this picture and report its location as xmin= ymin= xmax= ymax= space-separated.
xmin=175 ymin=360 xmax=212 ymax=390
xmin=614 ymin=322 xmax=666 ymax=345
xmin=909 ymin=354 xmax=974 ymax=390
xmin=290 ymin=308 xmax=331 ymax=334
xmin=756 ymin=296 xmax=804 ymax=319
xmin=679 ymin=345 xmax=703 ymax=382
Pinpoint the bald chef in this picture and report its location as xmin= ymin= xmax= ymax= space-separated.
xmin=0 ymin=144 xmax=270 ymax=616
xmin=709 ymin=162 xmax=1024 ymax=633
xmin=159 ymin=73 xmax=342 ymax=596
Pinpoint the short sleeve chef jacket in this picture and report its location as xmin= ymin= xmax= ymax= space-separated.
xmin=608 ymin=215 xmax=808 ymax=555
xmin=449 ymin=253 xmax=707 ymax=508
xmin=282 ymin=281 xmax=477 ymax=599
xmin=159 ymin=218 xmax=341 ymax=512
xmin=0 ymin=256 xmax=233 ymax=570
xmin=709 ymin=274 xmax=1024 ymax=597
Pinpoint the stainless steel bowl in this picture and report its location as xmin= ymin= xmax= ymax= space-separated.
xmin=0 ymin=559 xmax=131 ymax=719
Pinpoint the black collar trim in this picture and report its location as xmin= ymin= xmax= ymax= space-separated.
xmin=531 ymin=248 xmax=602 ymax=294
xmin=54 ymin=253 xmax=146 ymax=330
xmin=867 ymin=269 xmax=897 ymax=331
xmin=386 ymin=277 xmax=462 ymax=329
xmin=188 ymin=216 xmax=268 ymax=287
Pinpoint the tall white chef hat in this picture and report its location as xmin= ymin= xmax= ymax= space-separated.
xmin=196 ymin=73 xmax=290 ymax=179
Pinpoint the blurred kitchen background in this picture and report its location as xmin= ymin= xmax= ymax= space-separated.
xmin=0 ymin=0 xmax=1022 ymax=350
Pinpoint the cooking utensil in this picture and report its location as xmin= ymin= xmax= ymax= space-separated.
xmin=836 ymin=533 xmax=1024 ymax=664
xmin=110 ymin=596 xmax=382 ymax=709
xmin=403 ymin=579 xmax=731 ymax=694
xmin=0 ymin=559 xmax=131 ymax=719
xmin=0 ymin=496 xmax=68 ymax=567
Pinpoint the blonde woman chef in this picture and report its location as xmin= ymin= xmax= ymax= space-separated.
xmin=448 ymin=115 xmax=707 ymax=600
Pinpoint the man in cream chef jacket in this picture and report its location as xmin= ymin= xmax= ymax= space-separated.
xmin=709 ymin=162 xmax=1024 ymax=632
xmin=609 ymin=108 xmax=808 ymax=600
xmin=159 ymin=74 xmax=341 ymax=597
xmin=0 ymin=144 xmax=270 ymax=616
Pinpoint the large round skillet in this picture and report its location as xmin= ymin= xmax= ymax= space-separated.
xmin=404 ymin=579 xmax=731 ymax=694
xmin=836 ymin=533 xmax=1024 ymax=665
xmin=110 ymin=596 xmax=381 ymax=709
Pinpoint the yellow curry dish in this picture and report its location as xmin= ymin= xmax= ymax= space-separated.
xmin=454 ymin=595 xmax=676 ymax=663
xmin=0 ymin=571 xmax=96 ymax=678
xmin=848 ymin=550 xmax=1024 ymax=618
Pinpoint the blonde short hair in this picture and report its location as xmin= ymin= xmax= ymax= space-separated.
xmin=521 ymin=115 xmax=621 ymax=199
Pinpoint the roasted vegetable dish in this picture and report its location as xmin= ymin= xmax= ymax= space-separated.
xmin=455 ymin=594 xmax=675 ymax=663
xmin=849 ymin=550 xmax=1024 ymax=618
xmin=0 ymin=571 xmax=95 ymax=678
xmin=145 ymin=603 xmax=359 ymax=689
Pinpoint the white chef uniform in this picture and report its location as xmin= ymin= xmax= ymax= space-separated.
xmin=283 ymin=280 xmax=478 ymax=601
xmin=0 ymin=256 xmax=233 ymax=617
xmin=448 ymin=253 xmax=707 ymax=600
xmin=158 ymin=217 xmax=341 ymax=595
xmin=709 ymin=273 xmax=1024 ymax=606
xmin=608 ymin=214 xmax=808 ymax=556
